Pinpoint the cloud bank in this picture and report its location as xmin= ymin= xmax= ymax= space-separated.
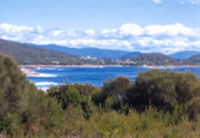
xmin=0 ymin=23 xmax=200 ymax=54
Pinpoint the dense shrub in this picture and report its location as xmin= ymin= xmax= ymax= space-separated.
xmin=21 ymin=91 xmax=64 ymax=134
xmin=62 ymin=109 xmax=200 ymax=138
xmin=0 ymin=55 xmax=35 ymax=136
xmin=0 ymin=55 xmax=34 ymax=114
xmin=186 ymin=97 xmax=200 ymax=120
xmin=0 ymin=55 xmax=64 ymax=136
xmin=127 ymin=69 xmax=200 ymax=112
xmin=48 ymin=83 xmax=98 ymax=119
xmin=93 ymin=76 xmax=131 ymax=111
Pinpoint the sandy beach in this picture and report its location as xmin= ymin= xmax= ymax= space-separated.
xmin=21 ymin=68 xmax=39 ymax=76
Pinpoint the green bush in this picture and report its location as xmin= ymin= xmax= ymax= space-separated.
xmin=48 ymin=83 xmax=98 ymax=119
xmin=0 ymin=55 xmax=34 ymax=114
xmin=21 ymin=91 xmax=64 ymax=134
xmin=127 ymin=69 xmax=200 ymax=112
xmin=63 ymin=109 xmax=200 ymax=138
xmin=0 ymin=55 xmax=64 ymax=136
xmin=48 ymin=84 xmax=95 ymax=108
xmin=93 ymin=76 xmax=131 ymax=111
xmin=0 ymin=55 xmax=35 ymax=136
xmin=186 ymin=97 xmax=200 ymax=120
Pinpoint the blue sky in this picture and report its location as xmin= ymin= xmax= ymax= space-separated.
xmin=1 ymin=0 xmax=200 ymax=29
xmin=0 ymin=0 xmax=200 ymax=53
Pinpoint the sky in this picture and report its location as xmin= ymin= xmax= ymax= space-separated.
xmin=0 ymin=0 xmax=200 ymax=54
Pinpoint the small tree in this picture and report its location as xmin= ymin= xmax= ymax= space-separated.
xmin=93 ymin=76 xmax=131 ymax=112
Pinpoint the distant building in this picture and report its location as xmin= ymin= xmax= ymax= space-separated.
xmin=51 ymin=61 xmax=60 ymax=65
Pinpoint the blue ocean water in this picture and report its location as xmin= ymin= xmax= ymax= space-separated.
xmin=27 ymin=66 xmax=200 ymax=90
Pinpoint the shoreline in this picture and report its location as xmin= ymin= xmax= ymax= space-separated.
xmin=141 ymin=65 xmax=200 ymax=68
xmin=19 ymin=64 xmax=124 ymax=69
xmin=21 ymin=68 xmax=39 ymax=76
xmin=20 ymin=64 xmax=200 ymax=69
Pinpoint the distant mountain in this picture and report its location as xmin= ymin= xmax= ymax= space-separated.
xmin=30 ymin=44 xmax=133 ymax=59
xmin=0 ymin=39 xmax=118 ymax=65
xmin=120 ymin=52 xmax=141 ymax=59
xmin=123 ymin=53 xmax=180 ymax=66
xmin=169 ymin=51 xmax=200 ymax=60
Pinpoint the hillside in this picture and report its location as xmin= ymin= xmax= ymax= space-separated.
xmin=123 ymin=53 xmax=180 ymax=66
xmin=0 ymin=39 xmax=83 ymax=65
xmin=30 ymin=44 xmax=132 ymax=59
xmin=183 ymin=54 xmax=200 ymax=65
xmin=169 ymin=51 xmax=200 ymax=60
xmin=0 ymin=39 xmax=118 ymax=65
xmin=2 ymin=39 xmax=200 ymax=66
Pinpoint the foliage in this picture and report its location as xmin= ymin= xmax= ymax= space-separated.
xmin=186 ymin=97 xmax=200 ymax=120
xmin=93 ymin=76 xmax=130 ymax=112
xmin=127 ymin=69 xmax=200 ymax=112
xmin=0 ymin=55 xmax=33 ymax=120
xmin=0 ymin=55 xmax=64 ymax=137
xmin=21 ymin=91 xmax=64 ymax=134
xmin=1 ymin=54 xmax=200 ymax=137
xmin=61 ymin=109 xmax=200 ymax=138
xmin=48 ymin=83 xmax=98 ymax=119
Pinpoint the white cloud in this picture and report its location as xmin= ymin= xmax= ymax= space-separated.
xmin=119 ymin=24 xmax=143 ymax=36
xmin=0 ymin=23 xmax=200 ymax=54
xmin=85 ymin=29 xmax=95 ymax=36
xmin=100 ymin=29 xmax=118 ymax=38
xmin=49 ymin=30 xmax=65 ymax=37
xmin=0 ymin=23 xmax=44 ymax=34
xmin=144 ymin=23 xmax=197 ymax=36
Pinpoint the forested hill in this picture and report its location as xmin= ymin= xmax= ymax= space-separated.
xmin=0 ymin=39 xmax=82 ymax=65
xmin=123 ymin=53 xmax=180 ymax=66
xmin=0 ymin=39 xmax=118 ymax=65
xmin=183 ymin=54 xmax=200 ymax=65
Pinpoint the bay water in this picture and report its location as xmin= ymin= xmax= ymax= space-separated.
xmin=27 ymin=66 xmax=200 ymax=90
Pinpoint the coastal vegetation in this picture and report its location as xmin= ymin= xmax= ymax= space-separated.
xmin=0 ymin=55 xmax=200 ymax=137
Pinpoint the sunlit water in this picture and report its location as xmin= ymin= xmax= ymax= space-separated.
xmin=26 ymin=66 xmax=200 ymax=91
